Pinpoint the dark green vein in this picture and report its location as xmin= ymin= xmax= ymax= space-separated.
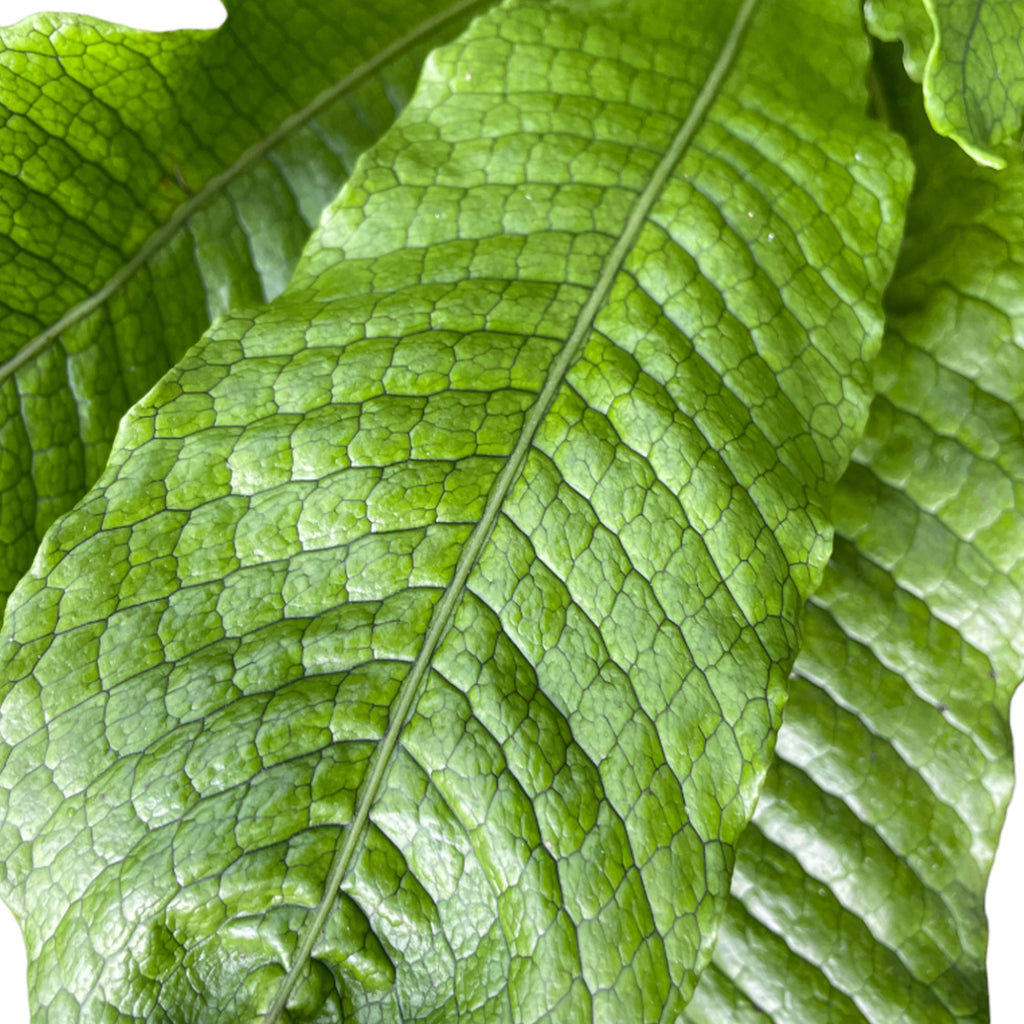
xmin=260 ymin=0 xmax=762 ymax=1019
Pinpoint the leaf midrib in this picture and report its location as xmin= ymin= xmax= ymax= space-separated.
xmin=0 ymin=0 xmax=494 ymax=385
xmin=261 ymin=0 xmax=762 ymax=1019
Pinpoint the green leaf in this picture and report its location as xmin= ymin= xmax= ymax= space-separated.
xmin=0 ymin=0 xmax=911 ymax=1020
xmin=864 ymin=0 xmax=933 ymax=80
xmin=0 ymin=0 xmax=491 ymax=614
xmin=683 ymin=54 xmax=1024 ymax=1024
xmin=865 ymin=0 xmax=1024 ymax=167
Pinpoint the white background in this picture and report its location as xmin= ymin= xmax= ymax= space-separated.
xmin=0 ymin=2 xmax=1021 ymax=1020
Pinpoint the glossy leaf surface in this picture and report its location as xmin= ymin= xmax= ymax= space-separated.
xmin=683 ymin=56 xmax=1024 ymax=1024
xmin=0 ymin=0 xmax=910 ymax=1020
xmin=0 ymin=0 xmax=490 ymax=611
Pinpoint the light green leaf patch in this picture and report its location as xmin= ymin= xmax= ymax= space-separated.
xmin=866 ymin=0 xmax=1024 ymax=167
xmin=0 ymin=0 xmax=910 ymax=1021
xmin=0 ymin=0 xmax=491 ymax=613
xmin=864 ymin=0 xmax=934 ymax=80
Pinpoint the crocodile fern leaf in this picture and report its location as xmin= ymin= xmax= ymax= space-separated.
xmin=0 ymin=0 xmax=912 ymax=1020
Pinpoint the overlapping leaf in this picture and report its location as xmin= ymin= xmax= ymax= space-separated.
xmin=0 ymin=0 xmax=912 ymax=1020
xmin=865 ymin=0 xmax=1024 ymax=167
xmin=0 ymin=0 xmax=492 ymax=612
xmin=683 ymin=52 xmax=1024 ymax=1024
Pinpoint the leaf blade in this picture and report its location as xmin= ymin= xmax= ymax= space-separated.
xmin=263 ymin=3 xmax=768 ymax=1016
xmin=0 ymin=0 xmax=492 ymax=612
xmin=0 ymin=0 xmax=911 ymax=1020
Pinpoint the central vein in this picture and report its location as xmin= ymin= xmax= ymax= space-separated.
xmin=262 ymin=0 xmax=760 ymax=1018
